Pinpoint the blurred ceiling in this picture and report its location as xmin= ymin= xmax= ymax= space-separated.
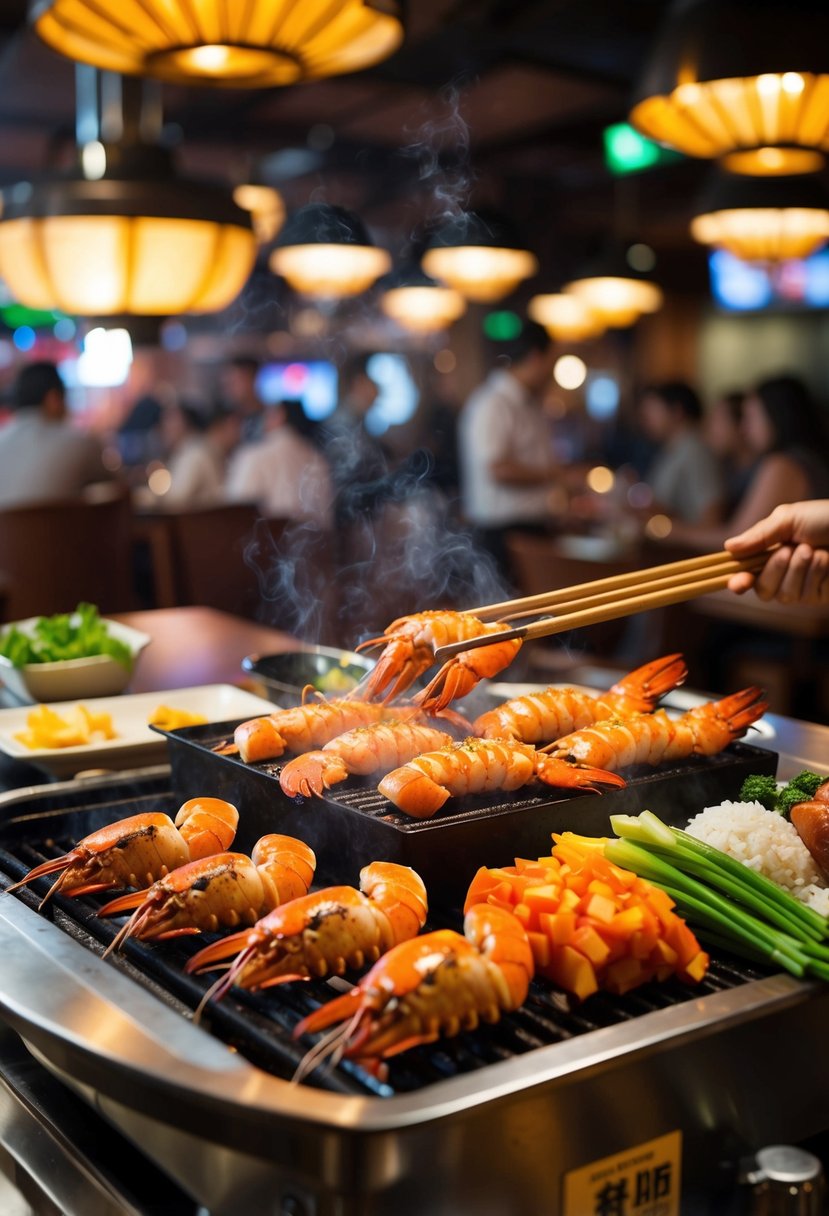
xmin=0 ymin=0 xmax=714 ymax=295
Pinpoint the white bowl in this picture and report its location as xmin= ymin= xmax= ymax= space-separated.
xmin=0 ymin=617 xmax=150 ymax=704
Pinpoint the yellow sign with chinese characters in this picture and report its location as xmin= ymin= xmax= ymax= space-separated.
xmin=562 ymin=1130 xmax=681 ymax=1216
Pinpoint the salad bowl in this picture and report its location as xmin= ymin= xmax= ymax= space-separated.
xmin=0 ymin=610 xmax=150 ymax=704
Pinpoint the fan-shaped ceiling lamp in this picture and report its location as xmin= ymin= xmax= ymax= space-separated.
xmin=564 ymin=249 xmax=663 ymax=328
xmin=421 ymin=212 xmax=538 ymax=303
xmin=527 ymin=293 xmax=606 ymax=342
xmin=232 ymin=183 xmax=285 ymax=244
xmin=270 ymin=203 xmax=391 ymax=298
xmin=691 ymin=171 xmax=829 ymax=260
xmin=0 ymin=72 xmax=255 ymax=315
xmin=379 ymin=265 xmax=466 ymax=333
xmin=30 ymin=0 xmax=404 ymax=88
xmin=630 ymin=0 xmax=829 ymax=175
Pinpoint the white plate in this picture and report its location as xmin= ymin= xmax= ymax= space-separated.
xmin=0 ymin=684 xmax=275 ymax=779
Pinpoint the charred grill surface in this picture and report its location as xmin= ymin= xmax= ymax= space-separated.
xmin=0 ymin=781 xmax=769 ymax=1099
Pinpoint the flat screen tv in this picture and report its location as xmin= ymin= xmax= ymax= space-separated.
xmin=709 ymin=248 xmax=829 ymax=312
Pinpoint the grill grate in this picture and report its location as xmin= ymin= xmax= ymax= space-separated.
xmin=0 ymin=825 xmax=770 ymax=1101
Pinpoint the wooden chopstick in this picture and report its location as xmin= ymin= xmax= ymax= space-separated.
xmin=470 ymin=548 xmax=757 ymax=622
xmin=432 ymin=551 xmax=769 ymax=662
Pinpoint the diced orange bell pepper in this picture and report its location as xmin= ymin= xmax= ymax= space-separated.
xmin=572 ymin=925 xmax=612 ymax=968
xmin=527 ymin=930 xmax=551 ymax=969
xmin=541 ymin=909 xmax=576 ymax=947
xmin=583 ymin=892 xmax=617 ymax=924
xmin=544 ymin=944 xmax=598 ymax=1001
xmin=524 ymin=884 xmax=562 ymax=917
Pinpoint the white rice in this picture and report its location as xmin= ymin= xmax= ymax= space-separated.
xmin=685 ymin=799 xmax=829 ymax=917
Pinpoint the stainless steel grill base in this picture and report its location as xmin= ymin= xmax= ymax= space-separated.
xmin=2 ymin=888 xmax=829 ymax=1216
xmin=1 ymin=763 xmax=828 ymax=1215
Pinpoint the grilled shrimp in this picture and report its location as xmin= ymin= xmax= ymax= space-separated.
xmin=377 ymin=737 xmax=625 ymax=819
xmin=186 ymin=861 xmax=428 ymax=1012
xmin=293 ymin=903 xmax=533 ymax=1076
xmin=233 ymin=696 xmax=395 ymax=764
xmin=6 ymin=797 xmax=239 ymax=907
xmin=98 ymin=835 xmax=316 ymax=954
xmin=474 ymin=653 xmax=688 ymax=743
xmin=548 ymin=687 xmax=768 ymax=771
xmin=356 ymin=610 xmax=522 ymax=708
xmin=279 ymin=719 xmax=454 ymax=798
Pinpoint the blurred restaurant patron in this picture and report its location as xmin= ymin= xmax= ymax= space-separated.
xmin=162 ymin=400 xmax=239 ymax=508
xmin=323 ymin=353 xmax=388 ymax=527
xmin=227 ymin=398 xmax=334 ymax=530
xmin=221 ymin=355 xmax=265 ymax=443
xmin=668 ymin=375 xmax=829 ymax=551
xmin=458 ymin=321 xmax=558 ymax=574
xmin=639 ymin=381 xmax=724 ymax=525
xmin=0 ymin=360 xmax=113 ymax=509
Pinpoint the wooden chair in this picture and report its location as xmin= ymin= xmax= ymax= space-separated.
xmin=0 ymin=490 xmax=135 ymax=621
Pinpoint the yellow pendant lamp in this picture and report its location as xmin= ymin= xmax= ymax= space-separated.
xmin=233 ymin=183 xmax=285 ymax=245
xmin=270 ymin=203 xmax=391 ymax=298
xmin=691 ymin=172 xmax=829 ymax=260
xmin=0 ymin=74 xmax=255 ymax=316
xmin=422 ymin=212 xmax=538 ymax=303
xmin=564 ymin=249 xmax=663 ymax=328
xmin=527 ymin=293 xmax=606 ymax=342
xmin=630 ymin=0 xmax=829 ymax=175
xmin=380 ymin=266 xmax=466 ymax=332
xmin=30 ymin=0 xmax=404 ymax=88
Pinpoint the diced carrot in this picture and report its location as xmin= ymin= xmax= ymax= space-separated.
xmin=605 ymin=955 xmax=646 ymax=995
xmin=665 ymin=918 xmax=703 ymax=967
xmin=528 ymin=930 xmax=550 ymax=969
xmin=512 ymin=902 xmax=535 ymax=930
xmin=629 ymin=927 xmax=659 ymax=960
xmin=559 ymin=888 xmax=581 ymax=912
xmin=607 ymin=863 xmax=638 ymax=890
xmin=572 ymin=925 xmax=611 ymax=968
xmin=584 ymin=892 xmax=616 ymax=924
xmin=586 ymin=879 xmax=615 ymax=900
xmin=603 ymin=906 xmax=645 ymax=938
xmin=542 ymin=909 xmax=576 ymax=946
xmin=544 ymin=944 xmax=598 ymax=1001
xmin=680 ymin=950 xmax=710 ymax=983
xmin=650 ymin=938 xmax=678 ymax=967
xmin=524 ymin=885 xmax=562 ymax=916
xmin=464 ymin=866 xmax=504 ymax=913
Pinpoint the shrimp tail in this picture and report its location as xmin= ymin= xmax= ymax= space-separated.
xmin=280 ymin=751 xmax=349 ymax=798
xmin=534 ymin=754 xmax=626 ymax=791
xmin=610 ymin=653 xmax=688 ymax=709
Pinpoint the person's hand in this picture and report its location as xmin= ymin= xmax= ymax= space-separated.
xmin=725 ymin=500 xmax=829 ymax=605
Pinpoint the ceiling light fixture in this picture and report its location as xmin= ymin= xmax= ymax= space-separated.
xmin=270 ymin=203 xmax=391 ymax=298
xmin=690 ymin=171 xmax=829 ymax=260
xmin=564 ymin=248 xmax=663 ymax=328
xmin=30 ymin=0 xmax=404 ymax=88
xmin=232 ymin=182 xmax=285 ymax=244
xmin=379 ymin=265 xmax=466 ymax=332
xmin=0 ymin=70 xmax=255 ymax=316
xmin=527 ymin=293 xmax=606 ymax=342
xmin=422 ymin=212 xmax=538 ymax=303
xmin=630 ymin=0 xmax=829 ymax=175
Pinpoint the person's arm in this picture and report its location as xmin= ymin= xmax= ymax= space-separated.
xmin=725 ymin=499 xmax=829 ymax=604
xmin=660 ymin=453 xmax=812 ymax=553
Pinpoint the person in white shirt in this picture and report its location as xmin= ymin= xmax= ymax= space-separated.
xmin=0 ymin=361 xmax=113 ymax=508
xmin=226 ymin=399 xmax=334 ymax=531
xmin=163 ymin=401 xmax=240 ymax=508
xmin=458 ymin=321 xmax=558 ymax=574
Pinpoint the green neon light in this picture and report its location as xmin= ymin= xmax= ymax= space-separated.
xmin=604 ymin=123 xmax=683 ymax=175
xmin=483 ymin=310 xmax=522 ymax=341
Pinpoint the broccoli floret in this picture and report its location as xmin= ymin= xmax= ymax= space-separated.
xmin=785 ymin=770 xmax=824 ymax=798
xmin=739 ymin=773 xmax=779 ymax=811
xmin=777 ymin=784 xmax=814 ymax=817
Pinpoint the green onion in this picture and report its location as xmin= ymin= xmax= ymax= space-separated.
xmin=605 ymin=811 xmax=829 ymax=983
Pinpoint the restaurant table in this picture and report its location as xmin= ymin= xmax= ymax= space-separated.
xmin=0 ymin=607 xmax=303 ymax=794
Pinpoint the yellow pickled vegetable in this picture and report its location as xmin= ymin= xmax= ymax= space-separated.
xmin=14 ymin=703 xmax=117 ymax=750
xmin=148 ymin=705 xmax=208 ymax=731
